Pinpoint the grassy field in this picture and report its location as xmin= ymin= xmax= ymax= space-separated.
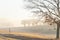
xmin=0 ymin=30 xmax=57 ymax=40
xmin=0 ymin=30 xmax=18 ymax=40
xmin=0 ymin=36 xmax=17 ymax=40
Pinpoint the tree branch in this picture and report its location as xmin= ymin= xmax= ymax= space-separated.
xmin=44 ymin=0 xmax=57 ymax=8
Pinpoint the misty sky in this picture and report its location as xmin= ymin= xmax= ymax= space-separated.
xmin=0 ymin=0 xmax=33 ymax=20
xmin=0 ymin=0 xmax=33 ymax=27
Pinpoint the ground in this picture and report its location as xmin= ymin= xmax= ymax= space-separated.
xmin=0 ymin=30 xmax=59 ymax=40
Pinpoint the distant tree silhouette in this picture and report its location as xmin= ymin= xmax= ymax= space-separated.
xmin=21 ymin=19 xmax=40 ymax=27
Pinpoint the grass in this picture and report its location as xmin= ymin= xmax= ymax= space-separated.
xmin=0 ymin=30 xmax=59 ymax=40
xmin=0 ymin=30 xmax=18 ymax=40
xmin=0 ymin=30 xmax=55 ymax=38
xmin=0 ymin=36 xmax=17 ymax=40
xmin=11 ymin=32 xmax=55 ymax=39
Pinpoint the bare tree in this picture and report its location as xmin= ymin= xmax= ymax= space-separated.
xmin=24 ymin=0 xmax=60 ymax=39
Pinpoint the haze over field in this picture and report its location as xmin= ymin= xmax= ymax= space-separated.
xmin=0 ymin=0 xmax=34 ymax=27
xmin=0 ymin=0 xmax=57 ymax=28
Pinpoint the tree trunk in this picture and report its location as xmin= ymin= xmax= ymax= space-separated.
xmin=56 ymin=23 xmax=60 ymax=39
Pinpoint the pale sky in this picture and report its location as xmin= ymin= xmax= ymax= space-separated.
xmin=0 ymin=0 xmax=56 ymax=27
xmin=0 ymin=0 xmax=33 ymax=27
xmin=0 ymin=0 xmax=33 ymax=20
